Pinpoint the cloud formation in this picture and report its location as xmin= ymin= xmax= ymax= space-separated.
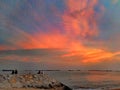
xmin=0 ymin=0 xmax=120 ymax=68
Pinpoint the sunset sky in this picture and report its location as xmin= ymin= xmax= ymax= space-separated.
xmin=0 ymin=0 xmax=120 ymax=70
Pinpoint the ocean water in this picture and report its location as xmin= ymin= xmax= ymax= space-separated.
xmin=45 ymin=71 xmax=120 ymax=90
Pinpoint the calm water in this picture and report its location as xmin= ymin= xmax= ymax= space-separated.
xmin=45 ymin=71 xmax=120 ymax=90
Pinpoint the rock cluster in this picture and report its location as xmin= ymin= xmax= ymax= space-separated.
xmin=0 ymin=74 xmax=63 ymax=89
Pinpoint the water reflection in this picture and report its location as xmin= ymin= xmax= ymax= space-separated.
xmin=45 ymin=71 xmax=120 ymax=89
xmin=86 ymin=71 xmax=120 ymax=83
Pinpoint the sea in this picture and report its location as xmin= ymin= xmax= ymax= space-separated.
xmin=44 ymin=70 xmax=120 ymax=90
xmin=0 ymin=70 xmax=120 ymax=90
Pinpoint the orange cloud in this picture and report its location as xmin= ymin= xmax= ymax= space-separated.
xmin=0 ymin=45 xmax=6 ymax=50
xmin=63 ymin=0 xmax=99 ymax=38
xmin=61 ymin=48 xmax=120 ymax=65
xmin=0 ymin=45 xmax=16 ymax=51
xmin=1 ymin=0 xmax=120 ymax=65
xmin=1 ymin=0 xmax=100 ymax=50
xmin=0 ymin=54 xmax=42 ymax=62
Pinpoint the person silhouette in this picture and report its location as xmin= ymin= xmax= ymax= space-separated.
xmin=11 ymin=70 xmax=14 ymax=74
xmin=37 ymin=70 xmax=41 ymax=74
xmin=14 ymin=69 xmax=18 ymax=74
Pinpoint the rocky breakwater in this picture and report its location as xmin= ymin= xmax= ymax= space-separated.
xmin=0 ymin=73 xmax=71 ymax=90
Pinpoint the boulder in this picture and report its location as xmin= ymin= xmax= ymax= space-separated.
xmin=0 ymin=74 xmax=64 ymax=89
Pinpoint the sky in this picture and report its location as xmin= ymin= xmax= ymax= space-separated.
xmin=0 ymin=0 xmax=120 ymax=70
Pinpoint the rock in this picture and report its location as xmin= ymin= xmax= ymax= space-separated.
xmin=11 ymin=81 xmax=23 ymax=88
xmin=0 ymin=74 xmax=66 ymax=89
xmin=0 ymin=75 xmax=5 ymax=82
xmin=0 ymin=80 xmax=11 ymax=88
